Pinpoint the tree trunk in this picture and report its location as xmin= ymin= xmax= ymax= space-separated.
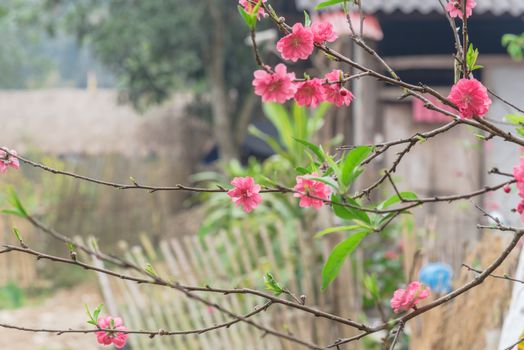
xmin=207 ymin=0 xmax=238 ymax=162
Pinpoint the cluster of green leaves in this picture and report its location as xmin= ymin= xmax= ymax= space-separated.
xmin=263 ymin=272 xmax=284 ymax=296
xmin=466 ymin=44 xmax=483 ymax=73
xmin=296 ymin=141 xmax=417 ymax=289
xmin=1 ymin=186 xmax=28 ymax=219
xmin=85 ymin=303 xmax=104 ymax=326
xmin=195 ymin=102 xmax=333 ymax=237
xmin=502 ymin=33 xmax=524 ymax=61
xmin=40 ymin=0 xmax=255 ymax=111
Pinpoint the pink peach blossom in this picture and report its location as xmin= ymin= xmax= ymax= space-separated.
xmin=311 ymin=22 xmax=338 ymax=44
xmin=0 ymin=147 xmax=20 ymax=174
xmin=293 ymin=173 xmax=331 ymax=209
xmin=447 ymin=78 xmax=491 ymax=118
xmin=239 ymin=0 xmax=266 ymax=19
xmin=514 ymin=158 xmax=524 ymax=217
xmin=96 ymin=316 xmax=129 ymax=349
xmin=294 ymin=78 xmax=325 ymax=108
xmin=390 ymin=281 xmax=430 ymax=313
xmin=323 ymin=70 xmax=354 ymax=107
xmin=276 ymin=23 xmax=315 ymax=62
xmin=227 ymin=176 xmax=263 ymax=213
xmin=514 ymin=157 xmax=524 ymax=195
xmin=445 ymin=0 xmax=476 ymax=19
xmin=252 ymin=64 xmax=297 ymax=103
xmin=518 ymin=201 xmax=524 ymax=222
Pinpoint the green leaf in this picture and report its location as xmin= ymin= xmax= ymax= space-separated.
xmin=251 ymin=0 xmax=263 ymax=16
xmin=90 ymin=238 xmax=99 ymax=253
xmin=505 ymin=114 xmax=524 ymax=136
xmin=5 ymin=187 xmax=28 ymax=218
xmin=324 ymin=153 xmax=342 ymax=185
xmin=145 ymin=263 xmax=158 ymax=277
xmin=1 ymin=209 xmax=25 ymax=218
xmin=466 ymin=44 xmax=481 ymax=72
xmin=314 ymin=0 xmax=349 ymax=10
xmin=304 ymin=10 xmax=311 ymax=27
xmin=66 ymin=242 xmax=77 ymax=253
xmin=378 ymin=192 xmax=418 ymax=210
xmin=502 ymin=34 xmax=518 ymax=47
xmin=93 ymin=304 xmax=104 ymax=322
xmin=321 ymin=231 xmax=368 ymax=289
xmin=293 ymin=138 xmax=326 ymax=162
xmin=315 ymin=225 xmax=360 ymax=238
xmin=308 ymin=176 xmax=339 ymax=190
xmin=85 ymin=304 xmax=104 ymax=326
xmin=332 ymin=194 xmax=370 ymax=224
xmin=237 ymin=5 xmax=256 ymax=29
xmin=12 ymin=227 xmax=23 ymax=243
xmin=85 ymin=304 xmax=93 ymax=324
xmin=363 ymin=274 xmax=380 ymax=301
xmin=249 ymin=125 xmax=287 ymax=158
xmin=295 ymin=166 xmax=310 ymax=175
xmin=340 ymin=146 xmax=373 ymax=188
xmin=263 ymin=103 xmax=294 ymax=150
xmin=264 ymin=272 xmax=284 ymax=296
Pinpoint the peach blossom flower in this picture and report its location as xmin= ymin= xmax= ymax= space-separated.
xmin=276 ymin=23 xmax=315 ymax=62
xmin=445 ymin=0 xmax=476 ymax=19
xmin=227 ymin=176 xmax=263 ymax=213
xmin=252 ymin=64 xmax=297 ymax=103
xmin=0 ymin=147 xmax=20 ymax=174
xmin=293 ymin=173 xmax=331 ymax=209
xmin=447 ymin=78 xmax=491 ymax=118
xmin=390 ymin=281 xmax=430 ymax=313
xmin=323 ymin=70 xmax=354 ymax=107
xmin=294 ymin=78 xmax=325 ymax=108
xmin=96 ymin=316 xmax=129 ymax=349
xmin=311 ymin=22 xmax=338 ymax=44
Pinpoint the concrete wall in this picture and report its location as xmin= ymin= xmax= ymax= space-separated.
xmin=0 ymin=89 xmax=208 ymax=158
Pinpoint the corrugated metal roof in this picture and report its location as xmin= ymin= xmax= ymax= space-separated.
xmin=296 ymin=0 xmax=524 ymax=16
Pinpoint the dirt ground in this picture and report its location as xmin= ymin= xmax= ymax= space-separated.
xmin=0 ymin=283 xmax=103 ymax=350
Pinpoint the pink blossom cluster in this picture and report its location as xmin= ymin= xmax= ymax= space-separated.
xmin=253 ymin=66 xmax=353 ymax=107
xmin=96 ymin=316 xmax=129 ymax=348
xmin=445 ymin=0 xmax=477 ymax=20
xmin=0 ymin=147 xmax=20 ymax=173
xmin=447 ymin=78 xmax=491 ymax=119
xmin=513 ymin=158 xmax=524 ymax=220
xmin=276 ymin=22 xmax=337 ymax=62
xmin=390 ymin=281 xmax=430 ymax=313
xmin=227 ymin=175 xmax=331 ymax=212
xmin=251 ymin=20 xmax=352 ymax=107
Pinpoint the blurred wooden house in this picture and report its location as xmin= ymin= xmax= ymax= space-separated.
xmin=292 ymin=0 xmax=524 ymax=268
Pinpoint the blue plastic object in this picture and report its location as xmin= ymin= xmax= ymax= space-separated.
xmin=419 ymin=262 xmax=453 ymax=294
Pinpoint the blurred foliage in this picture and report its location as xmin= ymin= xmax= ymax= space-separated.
xmin=502 ymin=33 xmax=524 ymax=61
xmin=36 ymin=0 xmax=257 ymax=111
xmin=0 ymin=282 xmax=25 ymax=309
xmin=193 ymin=102 xmax=334 ymax=237
xmin=0 ymin=1 xmax=53 ymax=88
xmin=0 ymin=0 xmax=114 ymax=88
xmin=361 ymin=219 xmax=408 ymax=310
